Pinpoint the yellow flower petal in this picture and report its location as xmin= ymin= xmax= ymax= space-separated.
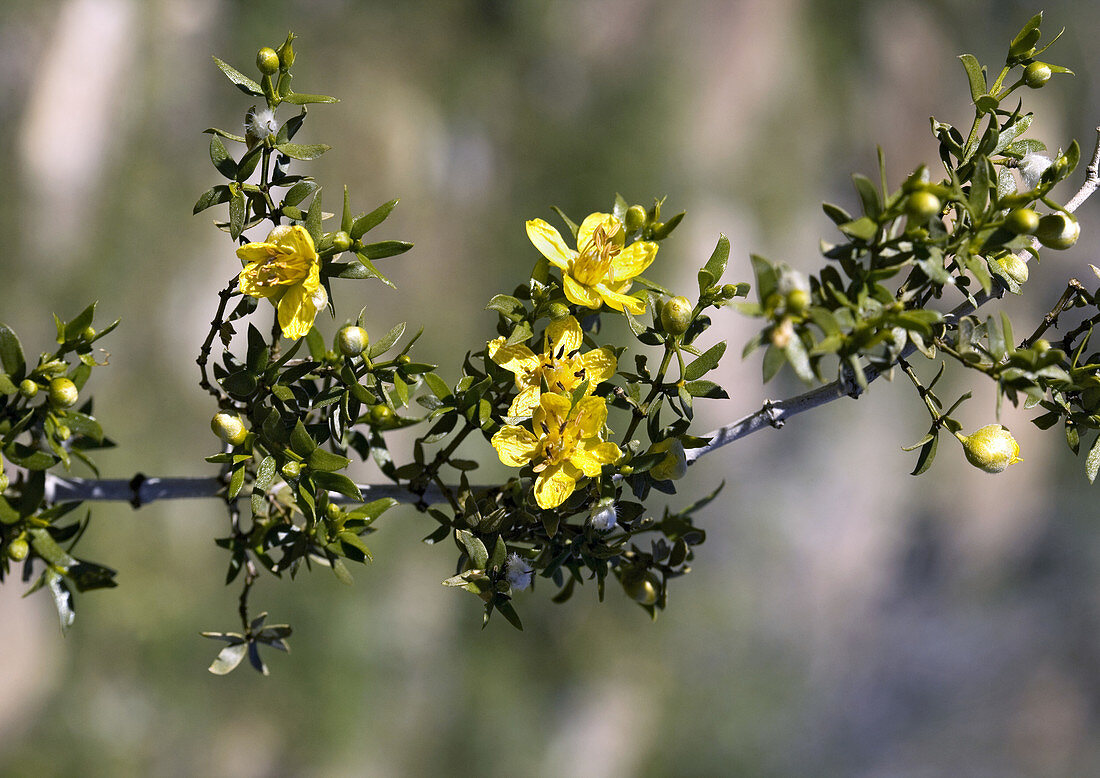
xmin=492 ymin=425 xmax=540 ymax=467
xmin=544 ymin=316 xmax=583 ymax=357
xmin=488 ymin=338 xmax=539 ymax=377
xmin=574 ymin=395 xmax=608 ymax=436
xmin=525 ymin=219 xmax=574 ymax=270
xmin=272 ymin=225 xmax=318 ymax=262
xmin=508 ymin=385 xmax=542 ymax=418
xmin=563 ymin=275 xmax=603 ymax=309
xmin=577 ymin=212 xmax=622 ymax=250
xmin=569 ymin=439 xmax=622 ymax=477
xmin=609 ymin=241 xmax=658 ymax=284
xmin=278 ymin=282 xmax=327 ymax=340
xmin=236 ymin=242 xmax=280 ymax=265
xmin=582 ymin=347 xmax=617 ymax=385
xmin=538 ymin=391 xmax=572 ymax=420
xmin=595 ymin=283 xmax=645 ymax=315
xmin=534 ymin=462 xmax=579 ymax=509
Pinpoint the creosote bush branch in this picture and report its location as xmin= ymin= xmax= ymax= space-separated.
xmin=2 ymin=15 xmax=1100 ymax=676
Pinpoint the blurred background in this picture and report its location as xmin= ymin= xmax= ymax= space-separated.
xmin=2 ymin=0 xmax=1100 ymax=775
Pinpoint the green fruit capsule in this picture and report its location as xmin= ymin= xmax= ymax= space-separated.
xmin=18 ymin=379 xmax=38 ymax=399
xmin=257 ymin=47 xmax=280 ymax=75
xmin=660 ymin=296 xmax=693 ymax=336
xmin=1005 ymin=208 xmax=1039 ymax=235
xmin=906 ymin=191 xmax=942 ymax=222
xmin=331 ymin=231 xmax=352 ymax=253
xmin=48 ymin=378 xmax=79 ymax=409
xmin=624 ymin=205 xmax=647 ymax=232
xmin=957 ymin=424 xmax=1022 ymax=473
xmin=623 ymin=571 xmax=661 ymax=605
xmin=1035 ymin=213 xmax=1080 ymax=250
xmin=7 ymin=537 xmax=29 ymax=562
xmin=1024 ymin=61 xmax=1052 ymax=89
xmin=211 ymin=412 xmax=248 ymax=446
xmin=337 ymin=325 xmax=369 ymax=357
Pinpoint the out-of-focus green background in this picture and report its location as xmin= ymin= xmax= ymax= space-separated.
xmin=2 ymin=0 xmax=1100 ymax=775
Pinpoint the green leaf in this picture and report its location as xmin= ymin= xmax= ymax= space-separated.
xmin=0 ymin=324 xmax=26 ymax=380
xmin=203 ymin=127 xmax=247 ymax=143
xmin=683 ymin=341 xmax=727 ymax=381
xmin=194 ymin=185 xmax=231 ymax=214
xmin=698 ymin=234 xmax=729 ymax=294
xmin=852 ymin=174 xmax=881 ymax=218
xmin=838 ymin=217 xmax=878 ymax=242
xmin=457 ymin=529 xmax=489 ymax=569
xmin=208 ymin=642 xmax=249 ymax=675
xmin=308 ymin=447 xmax=351 ymax=472
xmin=229 ymin=186 xmax=245 ymax=240
xmin=305 ymin=189 xmax=323 ymax=243
xmin=496 ymin=600 xmax=523 ymax=631
xmin=62 ymin=411 xmax=104 ymax=443
xmin=209 ymin=135 xmax=237 ymax=179
xmin=283 ymin=180 xmax=318 ymax=207
xmin=274 ymin=142 xmax=331 ymax=161
xmin=910 ymin=432 xmax=939 ymax=476
xmin=1008 ymin=13 xmax=1043 ymax=60
xmin=369 ymin=322 xmax=406 ymax=359
xmin=358 ymin=240 xmax=413 ymax=260
xmin=228 ymin=461 xmax=247 ymax=499
xmin=212 ymin=56 xmax=263 ymax=96
xmin=353 ymin=253 xmax=395 ymax=288
xmin=282 ymin=92 xmax=339 ymax=105
xmin=350 ymin=198 xmax=399 ymax=240
xmin=958 ymin=54 xmax=987 ymax=102
xmin=312 ymin=471 xmax=362 ymax=501
xmin=1087 ymin=435 xmax=1100 ymax=484
xmin=291 ymin=419 xmax=317 ymax=456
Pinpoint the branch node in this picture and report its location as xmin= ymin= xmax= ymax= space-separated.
xmin=762 ymin=399 xmax=784 ymax=429
xmin=128 ymin=472 xmax=147 ymax=509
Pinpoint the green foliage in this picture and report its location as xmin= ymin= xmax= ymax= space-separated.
xmin=4 ymin=16 xmax=1098 ymax=677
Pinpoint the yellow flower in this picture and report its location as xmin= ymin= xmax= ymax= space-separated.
xmin=526 ymin=212 xmax=657 ymax=315
xmin=236 ymin=225 xmax=328 ymax=340
xmin=491 ymin=393 xmax=621 ymax=509
xmin=488 ymin=316 xmax=617 ymax=418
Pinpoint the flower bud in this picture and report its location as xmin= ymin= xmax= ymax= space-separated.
xmin=906 ymin=191 xmax=942 ymax=222
xmin=211 ymin=412 xmax=248 ymax=446
xmin=256 ymin=47 xmax=280 ymax=75
xmin=1004 ymin=208 xmax=1039 ymax=235
xmin=1024 ymin=61 xmax=1052 ymax=89
xmin=1035 ymin=213 xmax=1080 ymax=250
xmin=589 ymin=498 xmax=617 ymax=531
xmin=957 ymin=424 xmax=1022 ymax=473
xmin=997 ymin=253 xmax=1029 ymax=285
xmin=337 ymin=325 xmax=369 ymax=357
xmin=547 ymin=302 xmax=571 ymax=320
xmin=48 ymin=378 xmax=79 ymax=409
xmin=624 ymin=204 xmax=647 ymax=232
xmin=649 ymin=438 xmax=687 ymax=481
xmin=369 ymin=404 xmax=395 ymax=426
xmin=6 ymin=536 xmax=28 ymax=562
xmin=276 ymin=33 xmax=295 ymax=71
xmin=18 ymin=379 xmax=38 ymax=399
xmin=660 ymin=296 xmax=693 ymax=336
xmin=622 ymin=570 xmax=661 ymax=605
xmin=281 ymin=461 xmax=301 ymax=479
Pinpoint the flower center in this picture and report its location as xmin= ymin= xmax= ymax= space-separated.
xmin=572 ymin=226 xmax=620 ymax=286
xmin=252 ymin=246 xmax=309 ymax=288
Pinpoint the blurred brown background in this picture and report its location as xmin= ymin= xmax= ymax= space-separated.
xmin=2 ymin=0 xmax=1100 ymax=775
